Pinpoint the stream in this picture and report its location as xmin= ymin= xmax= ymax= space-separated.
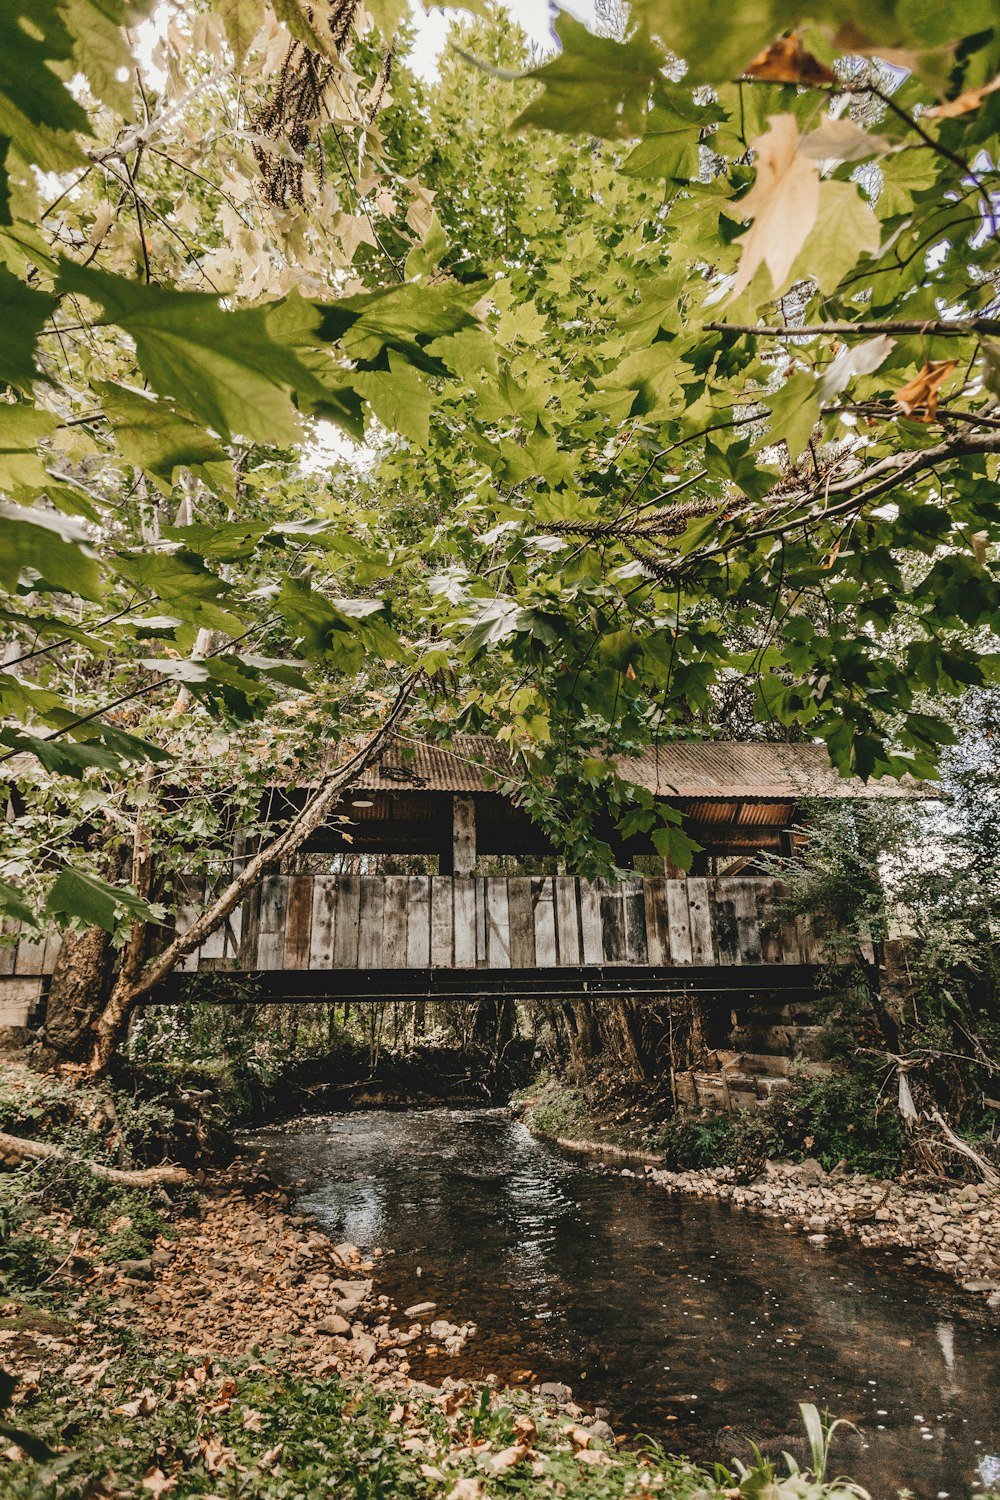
xmin=247 ymin=1107 xmax=1000 ymax=1499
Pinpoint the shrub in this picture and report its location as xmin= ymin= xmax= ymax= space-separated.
xmin=761 ymin=1067 xmax=905 ymax=1177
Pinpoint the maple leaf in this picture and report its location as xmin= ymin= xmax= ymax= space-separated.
xmin=729 ymin=115 xmax=820 ymax=298
xmin=743 ymin=34 xmax=834 ymax=87
xmin=894 ymin=361 xmax=959 ymax=422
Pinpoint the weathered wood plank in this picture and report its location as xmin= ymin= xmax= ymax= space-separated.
xmin=797 ymin=912 xmax=827 ymax=964
xmin=257 ymin=873 xmax=287 ymax=970
xmin=382 ymin=876 xmax=409 ymax=968
xmin=686 ymin=878 xmax=714 ymax=964
xmin=475 ymin=877 xmax=488 ymax=968
xmin=757 ymin=881 xmax=784 ymax=964
xmin=579 ymin=879 xmax=603 ymax=966
xmin=622 ymin=878 xmax=648 ymax=964
xmin=175 ymin=879 xmax=204 ymax=973
xmin=731 ymin=878 xmax=762 ymax=964
xmin=554 ymin=876 xmax=581 ymax=966
xmin=643 ymin=877 xmax=669 ymax=966
xmin=600 ymin=885 xmax=627 ymax=965
xmin=710 ymin=883 xmax=740 ymax=966
xmin=430 ymin=877 xmax=453 ymax=968
xmin=666 ymin=880 xmax=693 ymax=964
xmin=406 ymin=877 xmax=431 ymax=968
xmin=13 ymin=930 xmax=48 ymax=975
xmin=485 ymin=879 xmax=511 ymax=969
xmin=0 ymin=976 xmax=41 ymax=1027
xmin=283 ymin=875 xmax=314 ymax=969
xmin=234 ymin=880 xmax=260 ymax=971
xmin=453 ymin=877 xmax=477 ymax=967
xmin=0 ymin=919 xmax=17 ymax=977
xmin=332 ymin=876 xmax=361 ymax=969
xmin=533 ymin=877 xmax=558 ymax=968
xmin=198 ymin=887 xmax=226 ymax=962
xmin=453 ymin=795 xmax=477 ymax=877
xmin=310 ymin=877 xmax=338 ymax=968
xmin=357 ymin=876 xmax=385 ymax=968
xmin=506 ymin=877 xmax=534 ymax=968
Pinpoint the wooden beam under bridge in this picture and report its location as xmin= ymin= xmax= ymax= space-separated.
xmin=145 ymin=963 xmax=843 ymax=1005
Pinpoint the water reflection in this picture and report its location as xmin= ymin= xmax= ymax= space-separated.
xmin=247 ymin=1108 xmax=1000 ymax=1500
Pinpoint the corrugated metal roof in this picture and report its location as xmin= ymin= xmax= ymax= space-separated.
xmin=325 ymin=736 xmax=935 ymax=800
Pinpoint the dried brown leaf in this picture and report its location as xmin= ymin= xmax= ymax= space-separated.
xmin=743 ymin=34 xmax=835 ymax=86
xmin=894 ymin=360 xmax=959 ymax=421
xmin=927 ymin=75 xmax=1000 ymax=118
xmin=730 ymin=115 xmax=821 ymax=297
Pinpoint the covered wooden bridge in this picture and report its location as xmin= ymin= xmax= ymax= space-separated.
xmin=2 ymin=739 xmax=925 ymax=1020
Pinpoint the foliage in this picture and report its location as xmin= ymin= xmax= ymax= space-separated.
xmin=0 ymin=0 xmax=997 ymax=964
xmin=760 ymin=1069 xmax=905 ymax=1176
xmin=654 ymin=1111 xmax=776 ymax=1181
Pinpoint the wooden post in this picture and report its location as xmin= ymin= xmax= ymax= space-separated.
xmin=452 ymin=794 xmax=477 ymax=877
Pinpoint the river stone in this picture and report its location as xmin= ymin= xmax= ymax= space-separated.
xmin=539 ymin=1381 xmax=573 ymax=1403
xmin=404 ymin=1301 xmax=437 ymax=1318
xmin=796 ymin=1159 xmax=826 ymax=1185
xmin=588 ymin=1420 xmax=616 ymax=1443
xmin=316 ymin=1314 xmax=351 ymax=1336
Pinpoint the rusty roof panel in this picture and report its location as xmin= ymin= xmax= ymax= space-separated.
xmin=318 ymin=736 xmax=935 ymax=801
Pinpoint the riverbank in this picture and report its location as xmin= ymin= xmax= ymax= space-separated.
xmin=2 ymin=1061 xmax=871 ymax=1499
xmin=517 ymin=1087 xmax=1000 ymax=1314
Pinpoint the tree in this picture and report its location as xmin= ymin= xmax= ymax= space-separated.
xmin=0 ymin=0 xmax=997 ymax=1068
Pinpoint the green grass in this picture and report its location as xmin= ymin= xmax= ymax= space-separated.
xmin=4 ymin=1353 xmax=876 ymax=1500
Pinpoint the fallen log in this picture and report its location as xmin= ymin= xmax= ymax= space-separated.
xmin=0 ymin=1130 xmax=190 ymax=1188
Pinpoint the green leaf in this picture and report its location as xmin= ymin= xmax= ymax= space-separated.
xmin=767 ymin=371 xmax=821 ymax=463
xmin=513 ymin=13 xmax=664 ymax=140
xmin=704 ymin=437 xmax=782 ymax=501
xmin=0 ymin=501 xmax=103 ymax=599
xmin=275 ymin=578 xmax=401 ymax=668
xmin=0 ymin=1 xmax=90 ymax=172
xmin=0 ymin=404 xmax=58 ymax=488
xmin=115 ymin=546 xmax=242 ymax=634
xmin=0 ymin=877 xmax=36 ymax=926
xmin=355 ymin=352 xmax=433 ymax=446
xmin=57 ymin=259 xmax=320 ymax=444
xmin=622 ymin=98 xmax=708 ymax=181
xmin=214 ymin=0 xmax=264 ymax=65
xmin=0 ymin=726 xmax=131 ymax=776
xmin=0 ymin=267 xmax=57 ymax=390
xmin=46 ymin=865 xmax=160 ymax=933
xmin=99 ymin=382 xmax=235 ymax=494
xmin=793 ymin=179 xmax=881 ymax=294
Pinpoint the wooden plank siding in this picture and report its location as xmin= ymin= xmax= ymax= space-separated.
xmin=1 ymin=876 xmax=855 ymax=984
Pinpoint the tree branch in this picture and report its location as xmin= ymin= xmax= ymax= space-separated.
xmin=704 ymin=319 xmax=1000 ymax=338
xmin=0 ymin=1130 xmax=189 ymax=1187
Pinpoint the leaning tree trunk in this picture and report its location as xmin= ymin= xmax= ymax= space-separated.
xmin=40 ymin=924 xmax=113 ymax=1062
xmin=87 ymin=673 xmax=420 ymax=1076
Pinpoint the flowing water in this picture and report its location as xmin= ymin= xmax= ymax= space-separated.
xmin=247 ymin=1107 xmax=1000 ymax=1498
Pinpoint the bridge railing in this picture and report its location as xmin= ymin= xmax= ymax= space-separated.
xmin=171 ymin=873 xmax=863 ymax=973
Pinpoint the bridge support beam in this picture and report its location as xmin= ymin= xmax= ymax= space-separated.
xmin=452 ymin=794 xmax=477 ymax=877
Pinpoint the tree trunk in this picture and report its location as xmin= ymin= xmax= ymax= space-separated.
xmin=87 ymin=673 xmax=419 ymax=1076
xmin=40 ymin=925 xmax=113 ymax=1062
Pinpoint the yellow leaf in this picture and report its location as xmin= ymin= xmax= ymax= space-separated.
xmin=729 ymin=115 xmax=820 ymax=299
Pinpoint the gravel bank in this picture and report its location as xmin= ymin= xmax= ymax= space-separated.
xmin=550 ymin=1136 xmax=1000 ymax=1309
